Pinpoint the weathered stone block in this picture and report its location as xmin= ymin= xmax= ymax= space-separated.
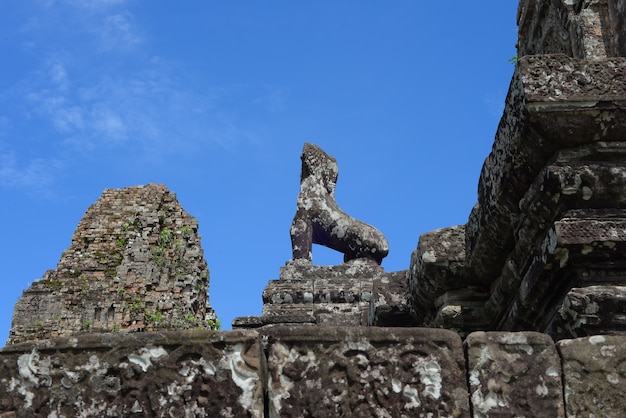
xmin=557 ymin=335 xmax=626 ymax=417
xmin=549 ymin=286 xmax=626 ymax=339
xmin=369 ymin=270 xmax=419 ymax=327
xmin=265 ymin=326 xmax=469 ymax=417
xmin=313 ymin=302 xmax=368 ymax=326
xmin=466 ymin=55 xmax=626 ymax=282
xmin=518 ymin=0 xmax=626 ymax=59
xmin=262 ymin=279 xmax=314 ymax=304
xmin=279 ymin=259 xmax=383 ymax=281
xmin=313 ymin=277 xmax=364 ymax=304
xmin=0 ymin=330 xmax=265 ymax=417
xmin=465 ymin=331 xmax=564 ymax=418
xmin=409 ymin=225 xmax=474 ymax=313
xmin=261 ymin=303 xmax=316 ymax=323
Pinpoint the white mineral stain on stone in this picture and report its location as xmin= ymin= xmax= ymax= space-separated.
xmin=535 ymin=377 xmax=549 ymax=396
xmin=402 ymin=385 xmax=421 ymax=409
xmin=600 ymin=345 xmax=616 ymax=357
xmin=518 ymin=344 xmax=534 ymax=356
xmin=178 ymin=365 xmax=190 ymax=376
xmin=268 ymin=343 xmax=293 ymax=417
xmin=473 ymin=344 xmax=493 ymax=369
xmin=441 ymin=305 xmax=462 ymax=318
xmin=203 ymin=359 xmax=217 ymax=376
xmin=131 ymin=400 xmax=143 ymax=413
xmin=415 ymin=357 xmax=442 ymax=400
xmin=223 ymin=343 xmax=261 ymax=417
xmin=345 ymin=340 xmax=373 ymax=352
xmin=422 ymin=250 xmax=437 ymax=263
xmin=127 ymin=345 xmax=168 ymax=372
xmin=471 ymin=387 xmax=508 ymax=418
xmin=305 ymin=378 xmax=322 ymax=390
xmin=607 ymin=372 xmax=620 ymax=385
xmin=582 ymin=186 xmax=593 ymax=200
xmin=469 ymin=370 xmax=481 ymax=386
xmin=497 ymin=332 xmax=529 ymax=346
xmin=589 ymin=335 xmax=606 ymax=345
xmin=80 ymin=355 xmax=101 ymax=372
xmin=546 ymin=366 xmax=560 ymax=377
xmin=392 ymin=378 xmax=402 ymax=393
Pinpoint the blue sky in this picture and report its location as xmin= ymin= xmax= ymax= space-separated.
xmin=0 ymin=1 xmax=518 ymax=345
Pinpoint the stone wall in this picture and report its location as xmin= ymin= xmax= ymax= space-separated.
xmin=7 ymin=184 xmax=215 ymax=345
xmin=2 ymin=0 xmax=626 ymax=416
xmin=1 ymin=328 xmax=625 ymax=417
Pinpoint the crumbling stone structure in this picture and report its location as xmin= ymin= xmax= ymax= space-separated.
xmin=7 ymin=184 xmax=216 ymax=345
xmin=404 ymin=0 xmax=626 ymax=341
xmin=1 ymin=0 xmax=626 ymax=416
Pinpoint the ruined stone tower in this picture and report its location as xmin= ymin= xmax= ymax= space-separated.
xmin=8 ymin=184 xmax=215 ymax=345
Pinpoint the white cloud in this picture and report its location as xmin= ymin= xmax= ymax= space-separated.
xmin=5 ymin=0 xmax=269 ymax=186
xmin=254 ymin=86 xmax=289 ymax=113
xmin=48 ymin=62 xmax=68 ymax=89
xmin=91 ymin=106 xmax=127 ymax=140
xmin=0 ymin=150 xmax=63 ymax=191
xmin=99 ymin=12 xmax=142 ymax=50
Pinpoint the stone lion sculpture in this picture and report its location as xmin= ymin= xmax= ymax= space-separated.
xmin=290 ymin=143 xmax=389 ymax=264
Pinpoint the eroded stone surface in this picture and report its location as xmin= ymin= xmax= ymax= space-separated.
xmin=290 ymin=143 xmax=389 ymax=264
xmin=467 ymin=55 xmax=626 ymax=283
xmin=558 ymin=335 xmax=626 ymax=417
xmin=265 ymin=326 xmax=469 ymax=418
xmin=8 ymin=184 xmax=215 ymax=345
xmin=369 ymin=270 xmax=419 ymax=327
xmin=408 ymin=225 xmax=478 ymax=324
xmin=237 ymin=260 xmax=384 ymax=328
xmin=518 ymin=0 xmax=626 ymax=60
xmin=0 ymin=330 xmax=265 ymax=417
xmin=465 ymin=331 xmax=564 ymax=418
xmin=549 ymin=286 xmax=626 ymax=339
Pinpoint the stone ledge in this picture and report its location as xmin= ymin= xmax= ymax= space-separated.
xmin=264 ymin=326 xmax=470 ymax=417
xmin=557 ymin=335 xmax=626 ymax=417
xmin=2 ymin=329 xmax=626 ymax=417
xmin=465 ymin=331 xmax=565 ymax=417
xmin=0 ymin=330 xmax=265 ymax=417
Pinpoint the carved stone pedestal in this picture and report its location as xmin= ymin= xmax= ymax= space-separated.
xmin=234 ymin=260 xmax=393 ymax=328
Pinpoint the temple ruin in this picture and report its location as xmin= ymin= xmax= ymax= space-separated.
xmin=1 ymin=0 xmax=625 ymax=416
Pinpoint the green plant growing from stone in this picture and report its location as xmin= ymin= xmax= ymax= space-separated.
xmin=151 ymin=246 xmax=164 ymax=264
xmin=158 ymin=228 xmax=173 ymax=246
xmin=179 ymin=225 xmax=194 ymax=240
xmin=206 ymin=317 xmax=221 ymax=330
xmin=145 ymin=309 xmax=164 ymax=325
xmin=131 ymin=297 xmax=142 ymax=311
xmin=79 ymin=274 xmax=89 ymax=290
